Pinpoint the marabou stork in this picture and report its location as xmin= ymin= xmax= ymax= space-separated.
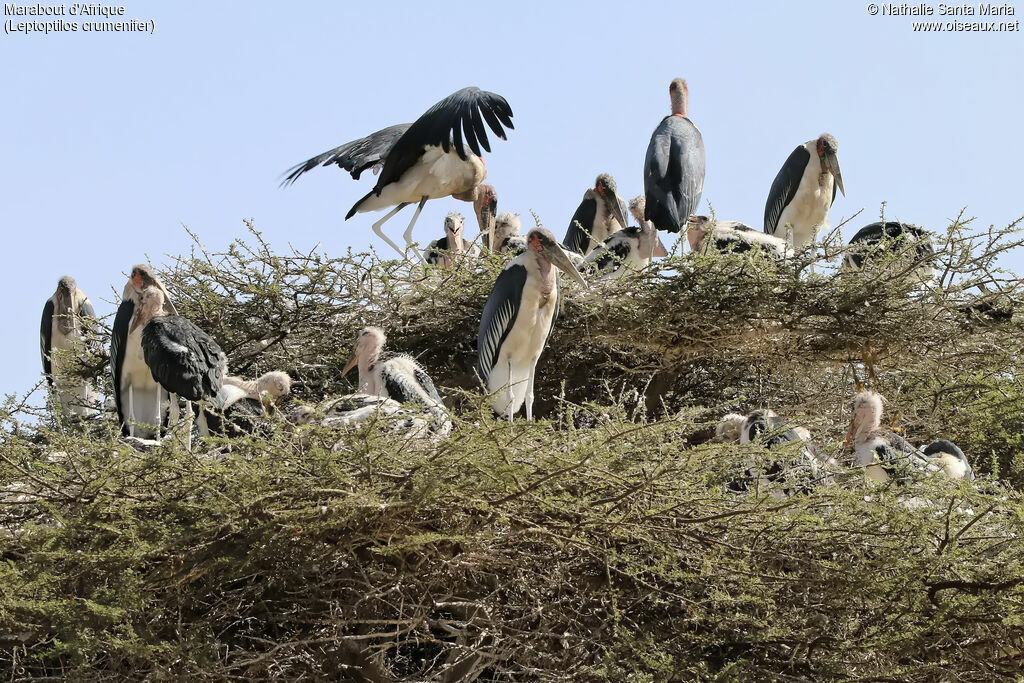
xmin=738 ymin=409 xmax=836 ymax=494
xmin=714 ymin=413 xmax=747 ymax=443
xmin=469 ymin=184 xmax=498 ymax=248
xmin=493 ymin=211 xmax=526 ymax=256
xmin=644 ymin=78 xmax=705 ymax=234
xmin=40 ymin=276 xmax=100 ymax=418
xmin=843 ymin=221 xmax=934 ymax=278
xmin=283 ymin=88 xmax=514 ymax=260
xmin=341 ymin=327 xmax=447 ymax=416
xmin=764 ymin=133 xmax=845 ymax=249
xmin=563 ymin=174 xmax=630 ymax=255
xmin=686 ymin=216 xmax=793 ymax=258
xmin=580 ymin=196 xmax=668 ymax=278
xmin=110 ymin=265 xmax=178 ymax=439
xmin=426 ymin=212 xmax=480 ymax=267
xmin=289 ymin=393 xmax=452 ymax=439
xmin=844 ymin=391 xmax=937 ymax=483
xmin=204 ymin=371 xmax=292 ymax=437
xmin=477 ymin=228 xmax=588 ymax=420
xmin=139 ymin=286 xmax=228 ymax=448
xmin=923 ymin=439 xmax=975 ymax=480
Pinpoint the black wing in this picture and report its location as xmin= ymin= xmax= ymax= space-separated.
xmin=424 ymin=236 xmax=450 ymax=266
xmin=142 ymin=317 xmax=227 ymax=402
xmin=413 ymin=364 xmax=443 ymax=404
xmin=374 ymin=87 xmax=514 ymax=194
xmin=477 ymin=261 xmax=527 ymax=386
xmin=563 ymin=191 xmax=598 ymax=255
xmin=380 ymin=360 xmax=440 ymax=407
xmin=77 ymin=297 xmax=96 ymax=319
xmin=584 ymin=232 xmax=634 ymax=274
xmin=281 ymin=123 xmax=411 ymax=186
xmin=764 ymin=144 xmax=810 ymax=235
xmin=644 ymin=116 xmax=705 ymax=233
xmin=40 ymin=299 xmax=54 ymax=382
xmin=110 ymin=299 xmax=134 ymax=434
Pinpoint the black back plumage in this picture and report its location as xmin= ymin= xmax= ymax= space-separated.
xmin=764 ymin=145 xmax=811 ymax=236
xmin=282 ymin=123 xmax=411 ymax=186
xmin=110 ymin=299 xmax=135 ymax=434
xmin=845 ymin=221 xmax=933 ymax=269
xmin=644 ymin=116 xmax=705 ymax=233
xmin=563 ymin=193 xmax=598 ymax=255
xmin=425 ymin=236 xmax=451 ymax=265
xmin=477 ymin=262 xmax=528 ymax=386
xmin=585 ymin=228 xmax=639 ymax=273
xmin=142 ymin=316 xmax=227 ymax=403
xmin=380 ymin=358 xmax=443 ymax=406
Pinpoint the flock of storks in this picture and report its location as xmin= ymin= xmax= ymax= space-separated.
xmin=39 ymin=78 xmax=971 ymax=493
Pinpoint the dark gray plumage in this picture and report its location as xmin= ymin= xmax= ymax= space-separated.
xmin=763 ymin=145 xmax=812 ymax=237
xmin=477 ymin=262 xmax=528 ymax=389
xmin=142 ymin=315 xmax=227 ymax=405
xmin=644 ymin=79 xmax=705 ymax=233
xmin=923 ymin=439 xmax=975 ymax=480
xmin=282 ymin=123 xmax=411 ymax=185
xmin=563 ymin=175 xmax=628 ymax=255
xmin=843 ymin=221 xmax=933 ymax=270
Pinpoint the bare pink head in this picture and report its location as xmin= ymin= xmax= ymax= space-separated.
xmin=669 ymin=78 xmax=689 ymax=118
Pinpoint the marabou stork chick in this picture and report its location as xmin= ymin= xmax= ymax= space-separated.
xmin=341 ymin=327 xmax=446 ymax=415
xmin=563 ymin=174 xmax=630 ymax=255
xmin=686 ymin=216 xmax=793 ymax=258
xmin=283 ymin=88 xmax=513 ymax=260
xmin=223 ymin=370 xmax=292 ymax=402
xmin=492 ymin=211 xmax=526 ymax=256
xmin=714 ymin=413 xmax=747 ymax=443
xmin=645 ymin=79 xmax=706 ymax=234
xmin=764 ymin=133 xmax=844 ymax=249
xmin=289 ymin=393 xmax=452 ymax=441
xmin=628 ymin=195 xmax=670 ymax=256
xmin=478 ymin=228 xmax=588 ymax=421
xmin=40 ymin=276 xmax=100 ymax=418
xmin=426 ymin=212 xmax=480 ymax=267
xmin=139 ymin=286 xmax=228 ymax=448
xmin=582 ymin=197 xmax=669 ymax=278
xmin=111 ymin=264 xmax=179 ymax=439
xmin=738 ymin=409 xmax=836 ymax=493
xmin=923 ymin=439 xmax=975 ymax=480
xmin=203 ymin=371 xmax=291 ymax=438
xmin=845 ymin=391 xmax=936 ymax=484
xmin=843 ymin=221 xmax=935 ymax=281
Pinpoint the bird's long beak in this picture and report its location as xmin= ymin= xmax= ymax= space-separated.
xmin=341 ymin=355 xmax=358 ymax=379
xmin=824 ymin=152 xmax=845 ymax=197
xmin=842 ymin=416 xmax=857 ymax=452
xmin=610 ymin=192 xmax=628 ymax=231
xmin=481 ymin=201 xmax=496 ymax=251
xmin=546 ymin=242 xmax=589 ymax=289
xmin=652 ymin=234 xmax=669 ymax=258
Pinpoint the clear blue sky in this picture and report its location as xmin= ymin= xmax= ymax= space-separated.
xmin=3 ymin=0 xmax=1022 ymax=401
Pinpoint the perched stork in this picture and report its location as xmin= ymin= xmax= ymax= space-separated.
xmin=923 ymin=439 xmax=975 ymax=480
xmin=644 ymin=78 xmax=705 ymax=234
xmin=686 ymin=216 xmax=793 ymax=258
xmin=341 ymin=327 xmax=446 ymax=413
xmin=764 ymin=133 xmax=845 ymax=249
xmin=204 ymin=371 xmax=292 ymax=437
xmin=843 ymin=221 xmax=934 ymax=279
xmin=110 ymin=265 xmax=178 ymax=439
xmin=493 ymin=211 xmax=526 ymax=256
xmin=283 ymin=87 xmax=514 ymax=260
xmin=426 ymin=213 xmax=480 ymax=267
xmin=477 ymin=228 xmax=587 ymax=420
xmin=40 ymin=276 xmax=101 ymax=418
xmin=563 ymin=174 xmax=629 ymax=255
xmin=844 ymin=391 xmax=936 ymax=483
xmin=139 ymin=286 xmax=227 ymax=448
xmin=580 ymin=196 xmax=668 ymax=279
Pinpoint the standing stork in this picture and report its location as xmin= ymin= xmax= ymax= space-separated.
xmin=563 ymin=174 xmax=629 ymax=255
xmin=110 ymin=265 xmax=178 ymax=439
xmin=686 ymin=216 xmax=793 ymax=258
xmin=139 ymin=286 xmax=228 ymax=449
xmin=644 ymin=78 xmax=705 ymax=234
xmin=283 ymin=87 xmax=514 ymax=260
xmin=477 ymin=228 xmax=588 ymax=420
xmin=426 ymin=213 xmax=480 ymax=267
xmin=341 ymin=327 xmax=446 ymax=414
xmin=40 ymin=276 xmax=100 ymax=418
xmin=764 ymin=133 xmax=845 ymax=250
xmin=844 ymin=391 xmax=936 ymax=483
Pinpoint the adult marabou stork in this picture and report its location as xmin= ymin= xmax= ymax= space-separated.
xmin=923 ymin=439 xmax=975 ymax=480
xmin=283 ymin=88 xmax=514 ymax=259
xmin=843 ymin=221 xmax=934 ymax=278
xmin=563 ymin=174 xmax=629 ymax=255
xmin=40 ymin=276 xmax=100 ymax=418
xmin=477 ymin=228 xmax=588 ymax=420
xmin=139 ymin=286 xmax=228 ymax=448
xmin=342 ymin=327 xmax=446 ymax=414
xmin=686 ymin=216 xmax=793 ymax=258
xmin=426 ymin=213 xmax=480 ymax=267
xmin=110 ymin=265 xmax=178 ymax=439
xmin=845 ymin=391 xmax=937 ymax=483
xmin=764 ymin=133 xmax=845 ymax=249
xmin=644 ymin=78 xmax=705 ymax=234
